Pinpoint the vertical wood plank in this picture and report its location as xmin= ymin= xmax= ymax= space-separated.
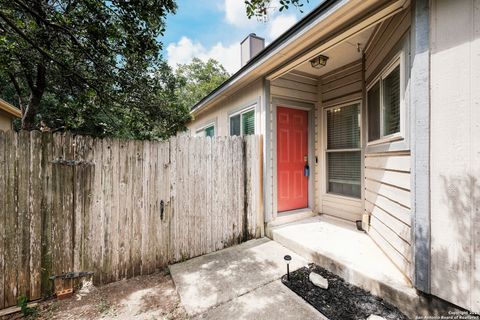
xmin=64 ymin=133 xmax=75 ymax=276
xmin=141 ymin=140 xmax=150 ymax=274
xmin=117 ymin=139 xmax=127 ymax=279
xmin=132 ymin=140 xmax=143 ymax=275
xmin=205 ymin=138 xmax=212 ymax=254
xmin=192 ymin=137 xmax=199 ymax=257
xmin=50 ymin=133 xmax=61 ymax=278
xmin=125 ymin=140 xmax=135 ymax=278
xmin=73 ymin=135 xmax=84 ymax=274
xmin=102 ymin=138 xmax=113 ymax=283
xmin=17 ymin=131 xmax=30 ymax=298
xmin=237 ymin=137 xmax=245 ymax=243
xmin=215 ymin=137 xmax=222 ymax=250
xmin=0 ymin=131 xmax=5 ymax=308
xmin=168 ymin=137 xmax=176 ymax=263
xmin=110 ymin=139 xmax=120 ymax=281
xmin=229 ymin=136 xmax=234 ymax=244
xmin=40 ymin=132 xmax=53 ymax=297
xmin=4 ymin=130 xmax=18 ymax=307
xmin=81 ymin=136 xmax=94 ymax=274
xmin=200 ymin=138 xmax=207 ymax=255
xmin=90 ymin=137 xmax=103 ymax=284
xmin=29 ymin=131 xmax=42 ymax=300
xmin=161 ymin=140 xmax=170 ymax=266
xmin=178 ymin=135 xmax=186 ymax=260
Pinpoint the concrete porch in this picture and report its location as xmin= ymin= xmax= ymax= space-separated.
xmin=269 ymin=215 xmax=427 ymax=318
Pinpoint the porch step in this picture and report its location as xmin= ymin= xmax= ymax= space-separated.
xmin=269 ymin=215 xmax=453 ymax=318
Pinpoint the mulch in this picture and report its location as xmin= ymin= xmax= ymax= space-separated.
xmin=282 ymin=263 xmax=408 ymax=320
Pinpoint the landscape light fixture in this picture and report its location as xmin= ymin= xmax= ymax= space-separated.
xmin=310 ymin=54 xmax=329 ymax=69
xmin=284 ymin=255 xmax=292 ymax=281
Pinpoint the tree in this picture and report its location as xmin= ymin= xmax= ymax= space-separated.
xmin=0 ymin=0 xmax=190 ymax=139
xmin=175 ymin=58 xmax=230 ymax=111
xmin=245 ymin=0 xmax=308 ymax=19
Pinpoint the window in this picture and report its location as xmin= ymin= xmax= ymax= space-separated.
xmin=367 ymin=60 xmax=401 ymax=142
xmin=204 ymin=125 xmax=215 ymax=137
xmin=196 ymin=123 xmax=215 ymax=137
xmin=230 ymin=108 xmax=255 ymax=136
xmin=325 ymin=103 xmax=361 ymax=198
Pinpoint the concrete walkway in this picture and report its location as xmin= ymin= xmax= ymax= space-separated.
xmin=270 ymin=215 xmax=419 ymax=317
xmin=169 ymin=238 xmax=326 ymax=319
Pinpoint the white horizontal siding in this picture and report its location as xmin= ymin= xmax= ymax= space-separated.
xmin=365 ymin=153 xmax=412 ymax=277
xmin=271 ymin=73 xmax=318 ymax=102
xmin=365 ymin=9 xmax=411 ymax=82
xmin=363 ymin=6 xmax=412 ymax=280
xmin=320 ymin=60 xmax=363 ymax=106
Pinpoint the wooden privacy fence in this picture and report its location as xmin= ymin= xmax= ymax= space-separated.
xmin=0 ymin=131 xmax=263 ymax=310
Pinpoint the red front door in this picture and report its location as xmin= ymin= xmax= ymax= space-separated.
xmin=277 ymin=107 xmax=308 ymax=212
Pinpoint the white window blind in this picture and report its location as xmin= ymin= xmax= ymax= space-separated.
xmin=326 ymin=103 xmax=361 ymax=198
xmin=327 ymin=104 xmax=360 ymax=149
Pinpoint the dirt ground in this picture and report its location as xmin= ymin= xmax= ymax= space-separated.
xmin=16 ymin=271 xmax=187 ymax=320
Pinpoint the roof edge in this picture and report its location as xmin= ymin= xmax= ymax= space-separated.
xmin=0 ymin=99 xmax=22 ymax=118
xmin=190 ymin=0 xmax=341 ymax=114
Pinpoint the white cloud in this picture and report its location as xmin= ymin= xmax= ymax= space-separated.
xmin=166 ymin=37 xmax=240 ymax=74
xmin=224 ymin=0 xmax=258 ymax=28
xmin=165 ymin=1 xmax=300 ymax=75
xmin=223 ymin=0 xmax=299 ymax=41
xmin=267 ymin=14 xmax=298 ymax=39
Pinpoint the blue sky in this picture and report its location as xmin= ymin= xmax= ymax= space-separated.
xmin=162 ymin=0 xmax=321 ymax=74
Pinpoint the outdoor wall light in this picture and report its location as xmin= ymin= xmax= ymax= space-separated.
xmin=310 ymin=54 xmax=329 ymax=69
xmin=284 ymin=255 xmax=292 ymax=281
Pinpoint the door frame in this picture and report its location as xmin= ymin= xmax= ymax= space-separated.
xmin=272 ymin=98 xmax=315 ymax=218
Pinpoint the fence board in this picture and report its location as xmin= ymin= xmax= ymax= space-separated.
xmin=0 ymin=131 xmax=5 ymax=309
xmin=29 ymin=131 xmax=42 ymax=300
xmin=4 ymin=130 xmax=17 ymax=307
xmin=40 ymin=132 xmax=53 ymax=297
xmin=17 ymin=131 xmax=30 ymax=298
xmin=0 ymin=132 xmax=262 ymax=309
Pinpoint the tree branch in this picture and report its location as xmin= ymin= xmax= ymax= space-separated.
xmin=7 ymin=72 xmax=25 ymax=111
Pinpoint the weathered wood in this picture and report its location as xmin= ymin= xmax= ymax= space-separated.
xmin=0 ymin=131 xmax=5 ymax=309
xmin=17 ymin=131 xmax=30 ymax=298
xmin=40 ymin=132 xmax=53 ymax=298
xmin=0 ymin=132 xmax=262 ymax=310
xmin=29 ymin=131 xmax=42 ymax=300
xmin=4 ymin=130 xmax=18 ymax=307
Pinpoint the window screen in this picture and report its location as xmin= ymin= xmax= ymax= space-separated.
xmin=383 ymin=65 xmax=400 ymax=136
xmin=230 ymin=115 xmax=241 ymax=136
xmin=242 ymin=109 xmax=255 ymax=135
xmin=205 ymin=125 xmax=214 ymax=137
xmin=326 ymin=103 xmax=361 ymax=198
xmin=367 ymin=81 xmax=380 ymax=142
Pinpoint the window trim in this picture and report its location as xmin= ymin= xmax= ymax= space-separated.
xmin=228 ymin=105 xmax=255 ymax=136
xmin=323 ymin=101 xmax=362 ymax=200
xmin=366 ymin=53 xmax=405 ymax=146
xmin=195 ymin=121 xmax=216 ymax=137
